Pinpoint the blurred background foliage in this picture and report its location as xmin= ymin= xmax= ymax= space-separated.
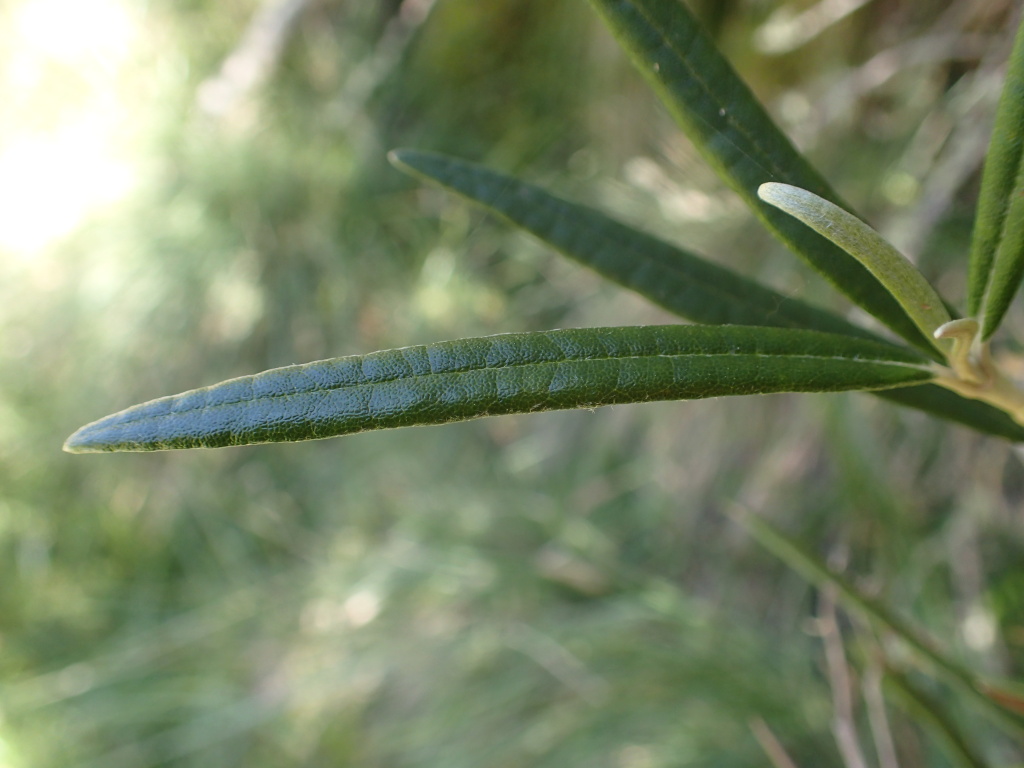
xmin=2 ymin=0 xmax=1024 ymax=765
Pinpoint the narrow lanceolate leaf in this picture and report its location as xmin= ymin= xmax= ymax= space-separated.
xmin=734 ymin=511 xmax=1024 ymax=741
xmin=391 ymin=150 xmax=1024 ymax=442
xmin=883 ymin=671 xmax=990 ymax=768
xmin=63 ymin=326 xmax=931 ymax=452
xmin=391 ymin=149 xmax=875 ymax=339
xmin=874 ymin=384 xmax=1024 ymax=443
xmin=759 ymin=182 xmax=952 ymax=356
xmin=967 ymin=16 xmax=1024 ymax=339
xmin=585 ymin=0 xmax=936 ymax=356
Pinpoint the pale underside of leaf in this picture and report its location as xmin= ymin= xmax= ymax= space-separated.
xmin=63 ymin=326 xmax=931 ymax=452
xmin=391 ymin=149 xmax=875 ymax=339
xmin=967 ymin=14 xmax=1024 ymax=338
xmin=585 ymin=0 xmax=935 ymax=355
xmin=758 ymin=182 xmax=952 ymax=356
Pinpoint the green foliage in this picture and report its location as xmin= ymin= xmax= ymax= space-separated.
xmin=66 ymin=1 xmax=1024 ymax=444
xmin=967 ymin=16 xmax=1024 ymax=339
xmin=64 ymin=326 xmax=930 ymax=451
xmin=391 ymin=149 xmax=875 ymax=337
xmin=584 ymin=0 xmax=933 ymax=352
xmin=757 ymin=182 xmax=953 ymax=355
xmin=884 ymin=671 xmax=989 ymax=768
xmin=733 ymin=510 xmax=1024 ymax=742
xmin=388 ymin=149 xmax=1024 ymax=442
xmin=871 ymin=383 xmax=1024 ymax=443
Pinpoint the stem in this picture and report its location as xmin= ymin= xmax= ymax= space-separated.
xmin=933 ymin=319 xmax=1024 ymax=426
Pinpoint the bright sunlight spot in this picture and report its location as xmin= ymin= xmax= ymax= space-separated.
xmin=0 ymin=729 xmax=21 ymax=768
xmin=15 ymin=0 xmax=134 ymax=64
xmin=0 ymin=0 xmax=139 ymax=258
xmin=0 ymin=125 xmax=136 ymax=256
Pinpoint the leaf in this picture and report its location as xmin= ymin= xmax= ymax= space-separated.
xmin=758 ymin=182 xmax=952 ymax=356
xmin=883 ymin=670 xmax=990 ymax=768
xmin=392 ymin=149 xmax=1024 ymax=442
xmin=585 ymin=0 xmax=937 ymax=356
xmin=733 ymin=510 xmax=1024 ymax=741
xmin=391 ymin=149 xmax=875 ymax=339
xmin=63 ymin=325 xmax=931 ymax=452
xmin=874 ymin=383 xmax=1024 ymax=443
xmin=982 ymin=684 xmax=1024 ymax=717
xmin=966 ymin=16 xmax=1024 ymax=339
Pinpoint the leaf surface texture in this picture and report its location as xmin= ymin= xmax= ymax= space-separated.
xmin=64 ymin=326 xmax=931 ymax=452
xmin=586 ymin=0 xmax=935 ymax=353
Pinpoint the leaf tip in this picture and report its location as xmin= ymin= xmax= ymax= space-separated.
xmin=63 ymin=427 xmax=91 ymax=454
xmin=756 ymin=181 xmax=781 ymax=199
xmin=388 ymin=148 xmax=426 ymax=175
xmin=63 ymin=414 xmax=122 ymax=454
xmin=386 ymin=148 xmax=408 ymax=168
xmin=388 ymin=149 xmax=440 ymax=184
xmin=757 ymin=181 xmax=802 ymax=209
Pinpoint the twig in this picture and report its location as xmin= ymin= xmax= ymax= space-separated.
xmin=820 ymin=589 xmax=872 ymax=768
xmin=749 ymin=717 xmax=801 ymax=768
xmin=863 ymin=660 xmax=900 ymax=768
xmin=197 ymin=0 xmax=314 ymax=117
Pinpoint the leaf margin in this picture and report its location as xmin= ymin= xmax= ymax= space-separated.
xmin=732 ymin=509 xmax=1024 ymax=741
xmin=966 ymin=14 xmax=1024 ymax=338
xmin=63 ymin=325 xmax=932 ymax=453
xmin=758 ymin=181 xmax=953 ymax=356
xmin=391 ymin=148 xmax=876 ymax=339
xmin=392 ymin=148 xmax=1024 ymax=443
xmin=584 ymin=0 xmax=937 ymax=354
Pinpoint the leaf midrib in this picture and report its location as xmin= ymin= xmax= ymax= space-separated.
xmin=631 ymin=1 xmax=790 ymax=184
xmin=545 ymin=203 xmax=818 ymax=322
xmin=109 ymin=351 xmax=932 ymax=425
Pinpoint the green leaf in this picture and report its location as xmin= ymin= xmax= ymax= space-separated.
xmin=733 ymin=510 xmax=1024 ymax=741
xmin=391 ymin=149 xmax=875 ymax=339
xmin=391 ymin=149 xmax=1024 ymax=442
xmin=758 ymin=182 xmax=952 ymax=356
xmin=883 ymin=670 xmax=990 ymax=768
xmin=585 ymin=0 xmax=936 ymax=356
xmin=63 ymin=325 xmax=931 ymax=452
xmin=967 ymin=16 xmax=1024 ymax=339
xmin=874 ymin=383 xmax=1024 ymax=443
